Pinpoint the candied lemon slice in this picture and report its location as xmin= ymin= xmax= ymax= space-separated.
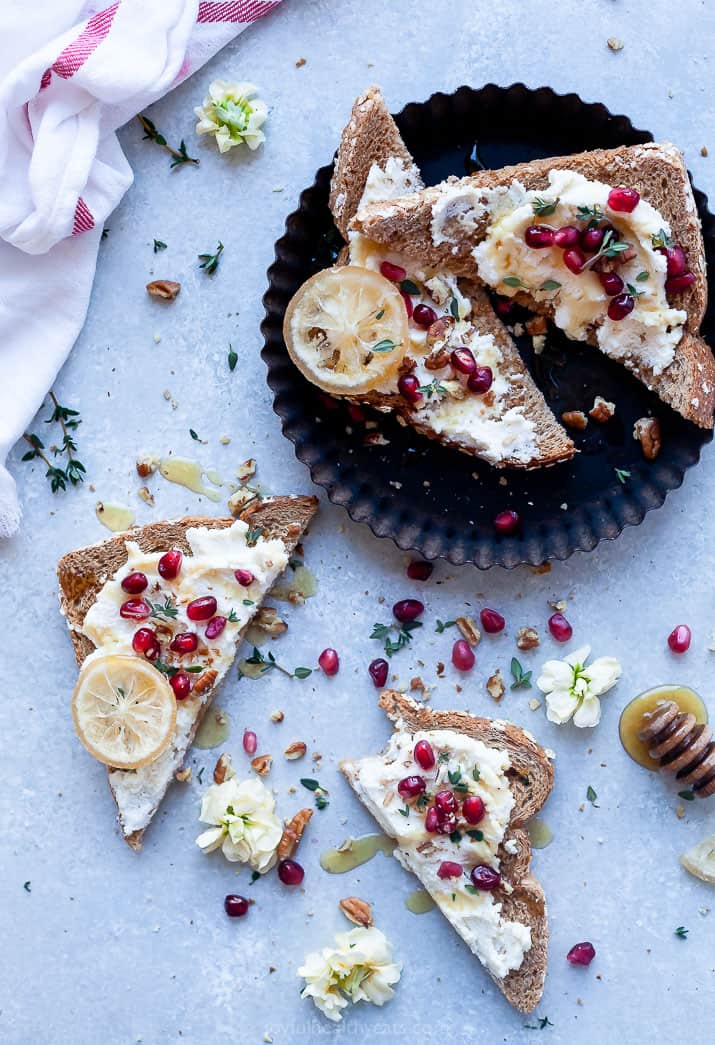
xmin=283 ymin=265 xmax=408 ymax=394
xmin=72 ymin=653 xmax=176 ymax=769
xmin=680 ymin=834 xmax=715 ymax=884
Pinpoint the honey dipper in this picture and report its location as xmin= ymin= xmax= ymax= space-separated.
xmin=638 ymin=700 xmax=715 ymax=797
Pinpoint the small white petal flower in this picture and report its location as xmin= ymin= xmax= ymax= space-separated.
xmin=196 ymin=776 xmax=282 ymax=871
xmin=194 ymin=80 xmax=268 ymax=153
xmin=537 ymin=645 xmax=621 ymax=727
xmin=298 ymin=927 xmax=401 ymax=1022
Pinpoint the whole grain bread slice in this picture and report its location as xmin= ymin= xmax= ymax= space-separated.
xmin=340 ymin=690 xmax=554 ymax=1013
xmin=353 ymin=142 xmax=715 ymax=428
xmin=57 ymin=495 xmax=317 ymax=849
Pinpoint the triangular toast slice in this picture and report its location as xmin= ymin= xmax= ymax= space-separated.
xmin=328 ymin=89 xmax=574 ymax=467
xmin=352 ymin=142 xmax=715 ymax=428
xmin=340 ymin=690 xmax=553 ymax=1013
xmin=57 ymin=495 xmax=317 ymax=849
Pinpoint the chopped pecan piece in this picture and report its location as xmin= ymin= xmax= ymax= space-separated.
xmin=589 ymin=396 xmax=616 ymax=423
xmin=525 ymin=315 xmax=548 ymax=336
xmin=486 ymin=670 xmax=505 ymax=702
xmin=136 ymin=453 xmax=159 ymax=478
xmin=284 ymin=741 xmax=307 ymax=761
xmin=253 ymin=606 xmax=287 ymax=635
xmin=192 ymin=668 xmax=218 ymax=696
xmin=251 ymin=753 xmax=272 ymax=776
xmin=146 ymin=279 xmax=181 ymax=301
xmin=277 ymin=807 xmax=313 ymax=860
xmin=175 ymin=767 xmax=192 ymax=783
xmin=213 ymin=752 xmax=234 ymax=784
xmin=633 ymin=416 xmax=661 ymax=460
xmin=339 ymin=897 xmax=373 ymax=927
xmin=516 ymin=626 xmax=540 ymax=651
xmin=561 ymin=410 xmax=588 ymax=431
xmin=228 ymin=486 xmax=259 ymax=516
xmin=456 ymin=616 xmax=481 ymax=647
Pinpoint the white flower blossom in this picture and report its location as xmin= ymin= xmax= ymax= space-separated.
xmin=194 ymin=81 xmax=267 ymax=153
xmin=536 ymin=644 xmax=621 ymax=727
xmin=298 ymin=926 xmax=402 ymax=1022
xmin=196 ymin=776 xmax=282 ymax=871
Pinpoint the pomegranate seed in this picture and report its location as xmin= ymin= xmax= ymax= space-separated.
xmin=665 ymin=271 xmax=695 ymax=294
xmin=424 ymin=806 xmax=440 ymax=832
xmin=493 ymin=295 xmax=512 ymax=317
xmin=434 ymin=790 xmax=457 ymax=814
xmin=278 ymin=858 xmax=305 ymax=886
xmin=435 ymin=813 xmax=457 ymax=835
xmin=659 ymin=244 xmax=687 ymax=276
xmin=157 ymin=549 xmax=182 ymax=580
xmin=132 ymin=627 xmax=159 ymax=661
xmin=607 ymin=293 xmax=635 ymax=321
xmin=450 ymin=347 xmax=477 ymax=375
xmin=398 ymin=373 xmax=422 ymax=404
xmin=414 ymin=739 xmax=436 ymax=770
xmin=347 ymin=404 xmax=365 ymax=424
xmin=470 ymin=864 xmax=501 ymax=891
xmin=553 ymin=225 xmax=580 ymax=249
xmin=120 ymin=598 xmax=150 ymax=621
xmin=563 ymin=248 xmax=586 ymax=274
xmin=524 ymin=225 xmax=555 ymax=248
xmin=205 ymin=616 xmax=227 ymax=640
xmin=407 ymin=560 xmax=433 ymax=581
xmin=413 ymin=303 xmax=438 ymax=328
xmin=243 ymin=729 xmax=257 ymax=754
xmin=400 ymin=290 xmax=414 ymax=318
xmin=393 ymin=598 xmax=424 ymax=623
xmin=548 ymin=612 xmax=573 ymax=642
xmin=580 ymin=226 xmax=605 ymax=253
xmin=398 ymin=775 xmax=427 ymax=799
xmin=170 ymin=671 xmax=191 ymax=701
xmin=467 ymin=366 xmax=493 ymax=395
xmin=368 ymin=658 xmax=389 ymax=688
xmin=186 ymin=596 xmax=217 ymax=621
xmin=224 ymin=894 xmax=250 ymax=918
xmin=170 ymin=632 xmax=199 ymax=655
xmin=667 ymin=624 xmax=691 ymax=654
xmin=598 ymin=270 xmax=624 ymax=296
xmin=452 ymin=638 xmax=475 ymax=671
xmin=235 ymin=569 xmax=254 ymax=587
xmin=462 ymin=795 xmax=486 ymax=825
xmin=437 ymin=860 xmax=463 ymax=880
xmin=607 ymin=186 xmax=640 ymax=213
xmin=480 ymin=608 xmax=505 ymax=634
xmin=567 ymin=941 xmax=596 ymax=966
xmin=121 ymin=571 xmax=148 ymax=594
xmin=318 ymin=648 xmax=339 ymax=676
xmin=380 ymin=260 xmax=406 ymax=283
xmin=494 ymin=509 xmax=520 ymax=535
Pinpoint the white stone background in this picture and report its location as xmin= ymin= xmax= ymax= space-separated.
xmin=2 ymin=1 xmax=715 ymax=1042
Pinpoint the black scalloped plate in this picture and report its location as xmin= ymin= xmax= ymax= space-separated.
xmin=261 ymin=84 xmax=715 ymax=568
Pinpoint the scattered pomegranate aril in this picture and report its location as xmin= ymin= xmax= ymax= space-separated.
xmin=414 ymin=739 xmax=436 ymax=770
xmin=493 ymin=295 xmax=512 ymax=317
xmin=437 ymin=860 xmax=463 ymax=880
xmin=470 ymin=864 xmax=501 ymax=891
xmin=121 ymin=571 xmax=148 ymax=594
xmin=401 ymin=290 xmax=414 ymax=319
xmin=424 ymin=807 xmax=440 ymax=833
xmin=393 ymin=598 xmax=424 ymax=623
xmin=435 ymin=814 xmax=458 ymax=835
xmin=407 ymin=560 xmax=433 ymax=581
xmin=234 ymin=569 xmax=254 ymax=587
xmin=157 ymin=549 xmax=182 ymax=580
xmin=548 ymin=612 xmax=573 ymax=642
xmin=186 ymin=596 xmax=218 ymax=622
xmin=660 ymin=244 xmax=687 ymax=276
xmin=452 ymin=638 xmax=475 ymax=671
xmin=667 ymin=624 xmax=691 ymax=654
xmin=398 ymin=775 xmax=427 ymax=799
xmin=553 ymin=225 xmax=580 ymax=249
xmin=524 ymin=225 xmax=555 ymax=249
xmin=467 ymin=366 xmax=493 ymax=395
xmin=205 ymin=616 xmax=227 ymax=640
xmin=170 ymin=671 xmax=191 ymax=701
xmin=119 ymin=598 xmax=151 ymax=621
xmin=380 ymin=260 xmax=407 ymax=283
xmin=277 ymin=858 xmax=305 ymax=886
xmin=607 ymin=186 xmax=640 ymax=213
xmin=665 ymin=271 xmax=696 ymax=294
xmin=598 ymin=270 xmax=625 ymax=296
xmin=480 ymin=608 xmax=505 ymax=634
xmin=434 ymin=789 xmax=457 ymax=814
xmin=413 ymin=303 xmax=438 ymax=329
xmin=368 ymin=658 xmax=389 ymax=688
xmin=243 ymin=729 xmax=258 ymax=755
xmin=494 ymin=509 xmax=520 ymax=535
xmin=462 ymin=795 xmax=486 ymax=825
xmin=607 ymin=293 xmax=635 ymax=321
xmin=567 ymin=941 xmax=596 ymax=966
xmin=563 ymin=248 xmax=586 ymax=274
xmin=170 ymin=631 xmax=199 ymax=655
xmin=224 ymin=894 xmax=250 ymax=918
xmin=450 ymin=347 xmax=477 ymax=375
xmin=580 ymin=226 xmax=605 ymax=253
xmin=318 ymin=648 xmax=340 ymax=676
xmin=132 ymin=627 xmax=159 ymax=660
xmin=398 ymin=373 xmax=422 ymax=404
xmin=347 ymin=403 xmax=365 ymax=424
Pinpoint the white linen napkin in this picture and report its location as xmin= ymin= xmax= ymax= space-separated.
xmin=0 ymin=0 xmax=283 ymax=537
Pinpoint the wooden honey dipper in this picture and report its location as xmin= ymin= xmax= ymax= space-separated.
xmin=638 ymin=700 xmax=715 ymax=797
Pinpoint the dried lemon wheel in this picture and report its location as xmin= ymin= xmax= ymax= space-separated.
xmin=283 ymin=265 xmax=408 ymax=394
xmin=680 ymin=834 xmax=715 ymax=884
xmin=72 ymin=653 xmax=176 ymax=769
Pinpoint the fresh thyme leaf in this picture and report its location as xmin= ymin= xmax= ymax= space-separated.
xmin=371 ymin=623 xmax=391 ymax=640
xmin=375 ymin=308 xmax=385 ymax=320
xmin=472 ymin=766 xmax=480 ymax=782
xmin=652 ymin=228 xmax=673 ymax=251
xmin=586 ymin=785 xmax=599 ymax=807
xmin=198 ymin=241 xmax=224 ymax=275
xmin=439 ymin=751 xmax=450 ymax=763
xmin=101 ymin=228 xmax=109 ymax=240
xmin=189 ymin=428 xmax=201 ymax=442
xmin=197 ymin=767 xmax=204 ymax=784
xmin=147 ymin=596 xmax=179 ymax=621
xmin=293 ymin=667 xmax=312 ymax=679
xmin=169 ymin=139 xmax=196 ymax=169
xmin=228 ymin=345 xmax=238 ymax=372
xmin=466 ymin=829 xmax=484 ymax=841
xmin=626 ymin=282 xmax=645 ymax=298
xmin=678 ymin=789 xmax=695 ymax=801
xmin=615 ymin=467 xmax=631 ymax=484
xmin=435 ymin=619 xmax=456 ymax=633
xmin=538 ymin=279 xmax=561 ymax=292
xmin=674 ymin=925 xmax=689 ymax=939
xmin=300 ymin=778 xmax=320 ymax=791
xmin=524 ymin=1016 xmax=554 ymax=1030
xmin=532 ymin=196 xmax=559 ymax=217
xmin=246 ymin=526 xmax=262 ymax=546
xmin=137 ymin=114 xmax=199 ymax=168
xmin=448 ymin=766 xmax=462 ymax=785
xmin=449 ymin=296 xmax=460 ymax=319
xmin=301 ymin=778 xmax=329 ymax=810
xmin=242 ymin=599 xmax=254 ymax=607
xmin=23 ymin=881 xmax=31 ymax=892
xmin=398 ymin=805 xmax=410 ymax=817
xmin=250 ymin=870 xmax=260 ymax=884
xmin=576 ymin=204 xmax=605 ymax=225
xmin=315 ymin=793 xmax=329 ymax=810
xmin=464 ymin=883 xmax=478 ymax=895
xmin=510 ymin=657 xmax=533 ymax=690
xmin=153 ymin=239 xmax=167 ymax=253
xmin=417 ymin=378 xmax=447 ymax=399
xmin=154 ymin=659 xmax=179 ymax=678
xmin=372 ymin=620 xmax=422 ymax=658
xmin=185 ymin=665 xmax=204 ymax=674
xmin=503 ymin=275 xmax=527 ymax=289
xmin=449 ymin=829 xmax=462 ymax=844
xmin=415 ymin=793 xmax=430 ymax=810
xmin=400 ymin=279 xmax=420 ymax=295
xmin=23 ymin=393 xmax=86 ymax=494
xmin=372 ymin=338 xmax=399 ymax=353
xmin=227 ymin=608 xmax=240 ymax=622
xmin=636 ymin=270 xmax=649 ymax=282
xmin=453 ymin=781 xmax=469 ymax=793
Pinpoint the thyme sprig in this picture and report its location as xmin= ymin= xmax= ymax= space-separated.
xmin=198 ymin=241 xmax=224 ymax=274
xmin=243 ymin=646 xmax=312 ymax=679
xmin=371 ymin=620 xmax=422 ymax=657
xmin=22 ymin=392 xmax=86 ymax=493
xmin=137 ymin=115 xmax=199 ymax=168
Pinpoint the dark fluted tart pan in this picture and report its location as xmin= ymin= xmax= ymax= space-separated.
xmin=261 ymin=83 xmax=715 ymax=568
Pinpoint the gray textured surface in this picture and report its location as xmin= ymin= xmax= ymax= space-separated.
xmin=3 ymin=1 xmax=715 ymax=1042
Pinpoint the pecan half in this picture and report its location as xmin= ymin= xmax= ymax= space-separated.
xmin=192 ymin=668 xmax=218 ymax=696
xmin=136 ymin=453 xmax=159 ymax=478
xmin=213 ymin=752 xmax=234 ymax=784
xmin=339 ymin=896 xmax=373 ymax=928
xmin=633 ymin=416 xmax=661 ymax=460
xmin=516 ymin=626 xmax=540 ymax=651
xmin=175 ymin=767 xmax=192 ymax=783
xmin=561 ymin=410 xmax=588 ymax=431
xmin=253 ymin=606 xmax=287 ymax=635
xmin=456 ymin=616 xmax=481 ymax=647
xmin=486 ymin=670 xmax=505 ymax=702
xmin=589 ymin=396 xmax=616 ymax=423
xmin=284 ymin=741 xmax=307 ymax=761
xmin=251 ymin=753 xmax=272 ymax=776
xmin=146 ymin=279 xmax=181 ymax=301
xmin=277 ymin=807 xmax=313 ymax=860
xmin=525 ymin=315 xmax=547 ymax=336
xmin=228 ymin=486 xmax=259 ymax=517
